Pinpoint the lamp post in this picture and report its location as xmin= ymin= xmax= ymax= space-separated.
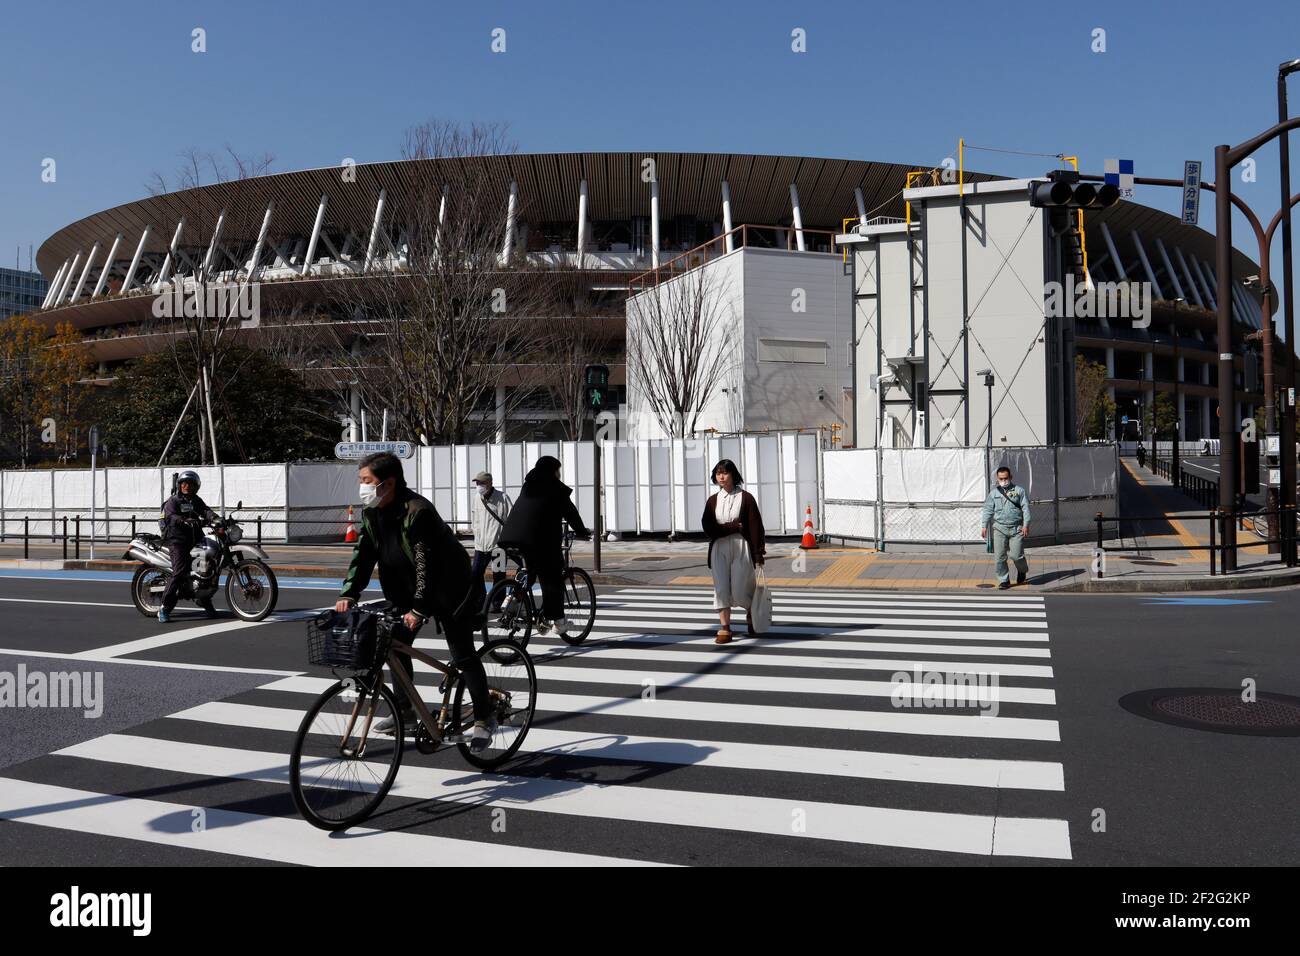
xmin=1278 ymin=59 xmax=1300 ymax=562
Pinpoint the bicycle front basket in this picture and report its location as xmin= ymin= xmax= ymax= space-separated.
xmin=306 ymin=609 xmax=386 ymax=671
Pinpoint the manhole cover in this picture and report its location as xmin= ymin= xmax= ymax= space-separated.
xmin=1119 ymin=688 xmax=1300 ymax=736
xmin=631 ymin=556 xmax=669 ymax=563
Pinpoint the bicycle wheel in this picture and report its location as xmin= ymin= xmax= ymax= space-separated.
xmin=450 ymin=639 xmax=537 ymax=770
xmin=559 ymin=567 xmax=596 ymax=644
xmin=289 ymin=677 xmax=404 ymax=831
xmin=481 ymin=579 xmax=533 ymax=652
xmin=1248 ymin=513 xmax=1269 ymax=541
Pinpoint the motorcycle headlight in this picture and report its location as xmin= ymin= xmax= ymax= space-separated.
xmin=227 ymin=525 xmax=243 ymax=544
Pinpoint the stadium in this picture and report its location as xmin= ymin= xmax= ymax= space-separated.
xmin=31 ymin=151 xmax=1277 ymax=446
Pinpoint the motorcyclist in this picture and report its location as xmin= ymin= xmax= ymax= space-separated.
xmin=158 ymin=470 xmax=220 ymax=623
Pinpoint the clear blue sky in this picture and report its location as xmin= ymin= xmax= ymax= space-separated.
xmin=4 ymin=0 xmax=1300 ymax=318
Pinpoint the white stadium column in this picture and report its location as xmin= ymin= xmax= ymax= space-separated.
xmin=789 ymin=183 xmax=806 ymax=252
xmin=433 ymin=185 xmax=448 ymax=262
xmin=1153 ymin=238 xmax=1187 ymax=301
xmin=301 ymin=194 xmax=328 ymax=277
xmin=159 ymin=218 xmax=185 ymax=285
xmin=1189 ymin=256 xmax=1217 ymax=310
xmin=120 ymin=226 xmax=151 ymax=294
xmin=721 ymin=181 xmax=734 ymax=253
xmin=55 ymin=251 xmax=82 ymax=305
xmin=92 ymin=234 xmax=123 ymax=297
xmin=495 ymin=386 xmax=506 ymax=444
xmin=500 ymin=181 xmax=518 ymax=265
xmin=246 ymin=201 xmax=274 ymax=285
xmin=1171 ymin=247 xmax=1204 ymax=308
xmin=1099 ymin=223 xmax=1127 ymax=279
xmin=203 ymin=209 xmax=226 ymax=275
xmin=576 ymin=179 xmax=589 ymax=266
xmin=363 ymin=189 xmax=386 ymax=273
xmin=1130 ymin=231 xmax=1163 ymax=299
xmin=41 ymin=259 xmax=69 ymax=308
xmin=68 ymin=241 xmax=100 ymax=303
xmin=1105 ymin=347 xmax=1116 ymax=407
xmin=650 ymin=179 xmax=660 ymax=269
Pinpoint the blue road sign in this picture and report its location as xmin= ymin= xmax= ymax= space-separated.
xmin=1182 ymin=160 xmax=1202 ymax=225
xmin=335 ymin=440 xmax=415 ymax=460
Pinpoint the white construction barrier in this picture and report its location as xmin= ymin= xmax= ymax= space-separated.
xmin=823 ymin=443 xmax=1119 ymax=545
xmin=0 ymin=429 xmax=823 ymax=544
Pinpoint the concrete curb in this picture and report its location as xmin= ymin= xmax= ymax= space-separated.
xmin=50 ymin=559 xmax=645 ymax=589
xmin=1058 ymin=568 xmax=1300 ymax=593
xmin=6 ymin=558 xmax=1296 ymax=594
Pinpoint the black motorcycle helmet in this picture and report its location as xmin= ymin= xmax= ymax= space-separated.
xmin=178 ymin=470 xmax=201 ymax=494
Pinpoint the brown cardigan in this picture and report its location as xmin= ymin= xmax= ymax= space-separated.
xmin=702 ymin=489 xmax=766 ymax=568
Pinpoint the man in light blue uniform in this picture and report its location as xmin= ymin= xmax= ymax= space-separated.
xmin=980 ymin=465 xmax=1031 ymax=589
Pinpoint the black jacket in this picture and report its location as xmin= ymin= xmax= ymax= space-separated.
xmin=160 ymin=492 xmax=219 ymax=545
xmin=339 ymin=487 xmax=473 ymax=623
xmin=499 ymin=470 xmax=589 ymax=554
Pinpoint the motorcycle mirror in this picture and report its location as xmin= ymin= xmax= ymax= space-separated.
xmin=236 ymin=500 xmax=242 ymax=511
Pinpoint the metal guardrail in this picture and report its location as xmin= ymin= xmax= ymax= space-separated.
xmin=0 ymin=514 xmax=473 ymax=559
xmin=1093 ymin=505 xmax=1299 ymax=577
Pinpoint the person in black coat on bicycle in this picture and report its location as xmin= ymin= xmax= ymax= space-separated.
xmin=499 ymin=455 xmax=590 ymax=637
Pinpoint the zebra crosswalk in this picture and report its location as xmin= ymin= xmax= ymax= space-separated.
xmin=0 ymin=586 xmax=1072 ymax=865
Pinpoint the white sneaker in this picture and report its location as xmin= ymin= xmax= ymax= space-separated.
xmin=551 ymin=617 xmax=572 ymax=636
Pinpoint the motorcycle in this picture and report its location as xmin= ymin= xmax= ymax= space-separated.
xmin=123 ymin=500 xmax=279 ymax=622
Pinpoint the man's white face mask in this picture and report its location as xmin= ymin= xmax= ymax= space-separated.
xmin=998 ymin=477 xmax=1011 ymax=488
xmin=359 ymin=481 xmax=380 ymax=506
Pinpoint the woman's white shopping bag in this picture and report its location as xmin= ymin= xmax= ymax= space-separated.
xmin=751 ymin=566 xmax=773 ymax=633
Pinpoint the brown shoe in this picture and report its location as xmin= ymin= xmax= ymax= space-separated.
xmin=715 ymin=628 xmax=733 ymax=644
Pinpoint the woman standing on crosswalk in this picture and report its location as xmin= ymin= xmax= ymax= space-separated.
xmin=701 ymin=459 xmax=766 ymax=644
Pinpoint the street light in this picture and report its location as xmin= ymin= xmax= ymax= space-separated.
xmin=976 ymin=369 xmax=994 ymax=452
xmin=1278 ymin=58 xmax=1300 ymax=563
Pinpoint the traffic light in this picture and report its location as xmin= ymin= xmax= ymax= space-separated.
xmin=1028 ymin=170 xmax=1121 ymax=209
xmin=584 ymin=364 xmax=610 ymax=413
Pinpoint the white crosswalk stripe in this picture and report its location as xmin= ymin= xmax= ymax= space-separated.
xmin=0 ymin=587 xmax=1073 ymax=864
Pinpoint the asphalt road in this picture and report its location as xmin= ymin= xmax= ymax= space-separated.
xmin=0 ymin=569 xmax=1296 ymax=866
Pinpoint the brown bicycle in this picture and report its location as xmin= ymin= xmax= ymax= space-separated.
xmin=290 ymin=603 xmax=537 ymax=831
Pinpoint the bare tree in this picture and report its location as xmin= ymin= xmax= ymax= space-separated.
xmin=625 ymin=265 xmax=736 ymax=438
xmin=147 ymin=145 xmax=276 ymax=195
xmin=326 ymin=120 xmax=552 ymax=445
xmin=535 ymin=270 xmax=619 ymax=440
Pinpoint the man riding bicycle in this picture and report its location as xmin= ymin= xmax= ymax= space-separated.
xmin=334 ymin=452 xmax=495 ymax=751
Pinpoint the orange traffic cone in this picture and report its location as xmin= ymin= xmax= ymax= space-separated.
xmin=344 ymin=505 xmax=358 ymax=543
xmin=799 ymin=504 xmax=818 ymax=550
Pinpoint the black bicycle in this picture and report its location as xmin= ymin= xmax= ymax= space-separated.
xmin=481 ymin=526 xmax=596 ymax=650
xmin=290 ymin=602 xmax=537 ymax=831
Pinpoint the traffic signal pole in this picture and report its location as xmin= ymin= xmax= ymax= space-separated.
xmin=1215 ymin=145 xmax=1239 ymax=571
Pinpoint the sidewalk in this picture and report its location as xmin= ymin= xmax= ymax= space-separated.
xmin=2 ymin=459 xmax=1296 ymax=593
